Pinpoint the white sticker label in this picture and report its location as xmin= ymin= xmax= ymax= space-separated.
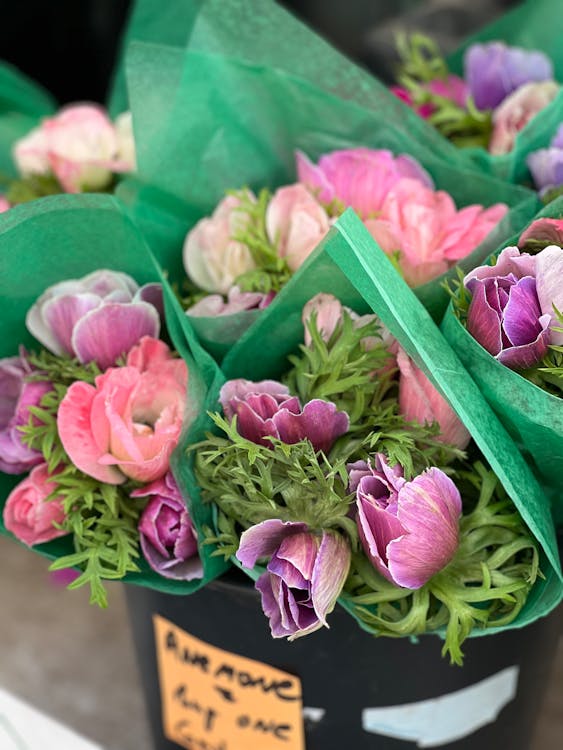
xmin=0 ymin=687 xmax=103 ymax=750
xmin=362 ymin=665 xmax=519 ymax=747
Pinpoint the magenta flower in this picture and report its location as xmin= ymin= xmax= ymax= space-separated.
xmin=350 ymin=454 xmax=461 ymax=589
xmin=464 ymin=42 xmax=553 ymax=110
xmin=0 ymin=355 xmax=52 ymax=474
xmin=236 ymin=519 xmax=350 ymax=639
xmin=464 ymin=245 xmax=563 ymax=365
xmin=391 ymin=76 xmax=468 ymax=119
xmin=26 ymin=270 xmax=161 ymax=370
xmin=219 ymin=379 xmax=349 ymax=453
xmin=296 ymin=148 xmax=433 ymax=219
xmin=132 ymin=472 xmax=203 ymax=581
xmin=3 ymin=463 xmax=68 ymax=546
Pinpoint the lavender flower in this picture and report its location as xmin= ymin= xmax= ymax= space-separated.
xmin=527 ymin=124 xmax=563 ymax=193
xmin=464 ymin=42 xmax=553 ymax=110
xmin=350 ymin=454 xmax=461 ymax=589
xmin=236 ymin=519 xmax=350 ymax=639
xmin=133 ymin=472 xmax=203 ymax=581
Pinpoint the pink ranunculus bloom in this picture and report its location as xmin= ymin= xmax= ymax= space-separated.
xmin=3 ymin=463 xmax=68 ymax=546
xmin=266 ymin=184 xmax=330 ymax=271
xmin=57 ymin=337 xmax=188 ymax=485
xmin=365 ymin=178 xmax=507 ymax=286
xmin=13 ymin=104 xmax=134 ymax=193
xmin=183 ymin=193 xmax=257 ymax=294
xmin=296 ymin=148 xmax=433 ymax=219
xmin=489 ymin=81 xmax=560 ymax=156
xmin=396 ymin=348 xmax=470 ymax=449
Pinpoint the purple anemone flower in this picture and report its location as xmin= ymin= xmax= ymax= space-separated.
xmin=133 ymin=472 xmax=203 ymax=581
xmin=464 ymin=42 xmax=553 ymax=110
xmin=219 ymin=379 xmax=349 ymax=453
xmin=0 ymin=355 xmax=52 ymax=474
xmin=350 ymin=454 xmax=462 ymax=589
xmin=236 ymin=519 xmax=350 ymax=639
xmin=26 ymin=270 xmax=161 ymax=370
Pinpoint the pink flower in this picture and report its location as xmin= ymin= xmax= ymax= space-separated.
xmin=13 ymin=104 xmax=134 ymax=193
xmin=3 ymin=463 xmax=68 ymax=546
xmin=350 ymin=454 xmax=462 ymax=589
xmin=365 ymin=178 xmax=507 ymax=286
xmin=301 ymin=293 xmax=380 ymax=350
xmin=0 ymin=196 xmax=10 ymax=213
xmin=183 ymin=194 xmax=257 ymax=294
xmin=57 ymin=337 xmax=188 ymax=485
xmin=296 ymin=148 xmax=433 ymax=219
xmin=391 ymin=76 xmax=468 ymax=119
xmin=396 ymin=348 xmax=470 ymax=449
xmin=489 ymin=81 xmax=559 ymax=156
xmin=187 ymin=287 xmax=275 ymax=317
xmin=266 ymin=184 xmax=330 ymax=271
xmin=519 ymin=218 xmax=563 ymax=251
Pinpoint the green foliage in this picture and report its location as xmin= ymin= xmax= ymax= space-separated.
xmin=27 ymin=349 xmax=102 ymax=386
xmin=5 ymin=173 xmax=63 ymax=204
xmin=344 ymin=463 xmax=539 ymax=665
xmin=395 ymin=33 xmax=492 ymax=149
xmin=284 ymin=311 xmax=393 ymax=428
xmin=17 ymin=364 xmax=144 ymax=607
xmin=231 ymin=187 xmax=292 ymax=293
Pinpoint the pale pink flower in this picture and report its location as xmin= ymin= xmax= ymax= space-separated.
xmin=301 ymin=293 xmax=380 ymax=350
xmin=0 ymin=196 xmax=10 ymax=213
xmin=3 ymin=463 xmax=68 ymax=546
xmin=489 ymin=81 xmax=559 ymax=156
xmin=183 ymin=194 xmax=257 ymax=294
xmin=266 ymin=184 xmax=330 ymax=271
xmin=14 ymin=104 xmax=134 ymax=192
xmin=57 ymin=337 xmax=188 ymax=485
xmin=397 ymin=348 xmax=471 ymax=449
xmin=365 ymin=178 xmax=507 ymax=286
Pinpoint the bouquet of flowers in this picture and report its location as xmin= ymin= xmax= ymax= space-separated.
xmin=442 ymin=199 xmax=563 ymax=525
xmin=392 ymin=0 xmax=563 ymax=186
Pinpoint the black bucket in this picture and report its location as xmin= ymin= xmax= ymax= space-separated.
xmin=126 ymin=569 xmax=562 ymax=750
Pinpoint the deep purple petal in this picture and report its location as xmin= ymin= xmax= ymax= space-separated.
xmin=274 ymin=399 xmax=349 ymax=453
xmin=135 ymin=283 xmax=164 ymax=321
xmin=310 ymin=531 xmax=350 ymax=626
xmin=502 ymin=277 xmax=543 ymax=346
xmin=140 ymin=533 xmax=203 ymax=581
xmin=466 ymin=280 xmax=504 ymax=356
xmin=388 ymin=468 xmax=461 ymax=589
xmin=256 ymin=573 xmax=288 ymax=638
xmin=497 ymin=316 xmax=551 ymax=369
xmin=72 ymin=302 xmax=160 ymax=369
xmin=357 ymin=494 xmax=405 ymax=581
xmin=236 ymin=519 xmax=308 ymax=569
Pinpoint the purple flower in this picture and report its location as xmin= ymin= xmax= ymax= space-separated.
xmin=464 ymin=245 xmax=563 ymax=364
xmin=26 ymin=270 xmax=161 ymax=370
xmin=132 ymin=472 xmax=203 ymax=581
xmin=527 ymin=125 xmax=563 ymax=192
xmin=0 ymin=355 xmax=52 ymax=474
xmin=219 ymin=379 xmax=349 ymax=453
xmin=187 ymin=286 xmax=275 ymax=317
xmin=351 ymin=454 xmax=461 ymax=589
xmin=464 ymin=42 xmax=553 ymax=110
xmin=236 ymin=519 xmax=350 ymax=639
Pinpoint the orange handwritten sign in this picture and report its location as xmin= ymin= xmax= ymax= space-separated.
xmin=153 ymin=614 xmax=306 ymax=750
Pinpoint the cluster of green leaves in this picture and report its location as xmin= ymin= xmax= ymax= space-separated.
xmin=18 ymin=353 xmax=144 ymax=607
xmin=231 ymin=188 xmax=292 ymax=294
xmin=343 ymin=463 xmax=539 ymax=665
xmin=194 ymin=309 xmax=463 ymax=556
xmin=395 ymin=33 xmax=492 ymax=149
xmin=4 ymin=173 xmax=63 ymax=204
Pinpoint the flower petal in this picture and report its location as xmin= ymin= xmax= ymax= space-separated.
xmin=236 ymin=519 xmax=308 ymax=569
xmin=536 ymin=244 xmax=563 ymax=345
xmin=72 ymin=302 xmax=160 ymax=369
xmin=310 ymin=531 xmax=350 ymax=626
xmin=466 ymin=280 xmax=504 ymax=356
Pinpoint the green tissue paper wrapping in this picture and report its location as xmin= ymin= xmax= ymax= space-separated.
xmin=120 ymin=39 xmax=538 ymax=364
xmin=441 ymin=196 xmax=563 ymax=526
xmin=184 ymin=207 xmax=563 ymax=632
xmin=0 ymin=194 xmax=228 ymax=594
xmin=0 ymin=62 xmax=55 ymax=180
